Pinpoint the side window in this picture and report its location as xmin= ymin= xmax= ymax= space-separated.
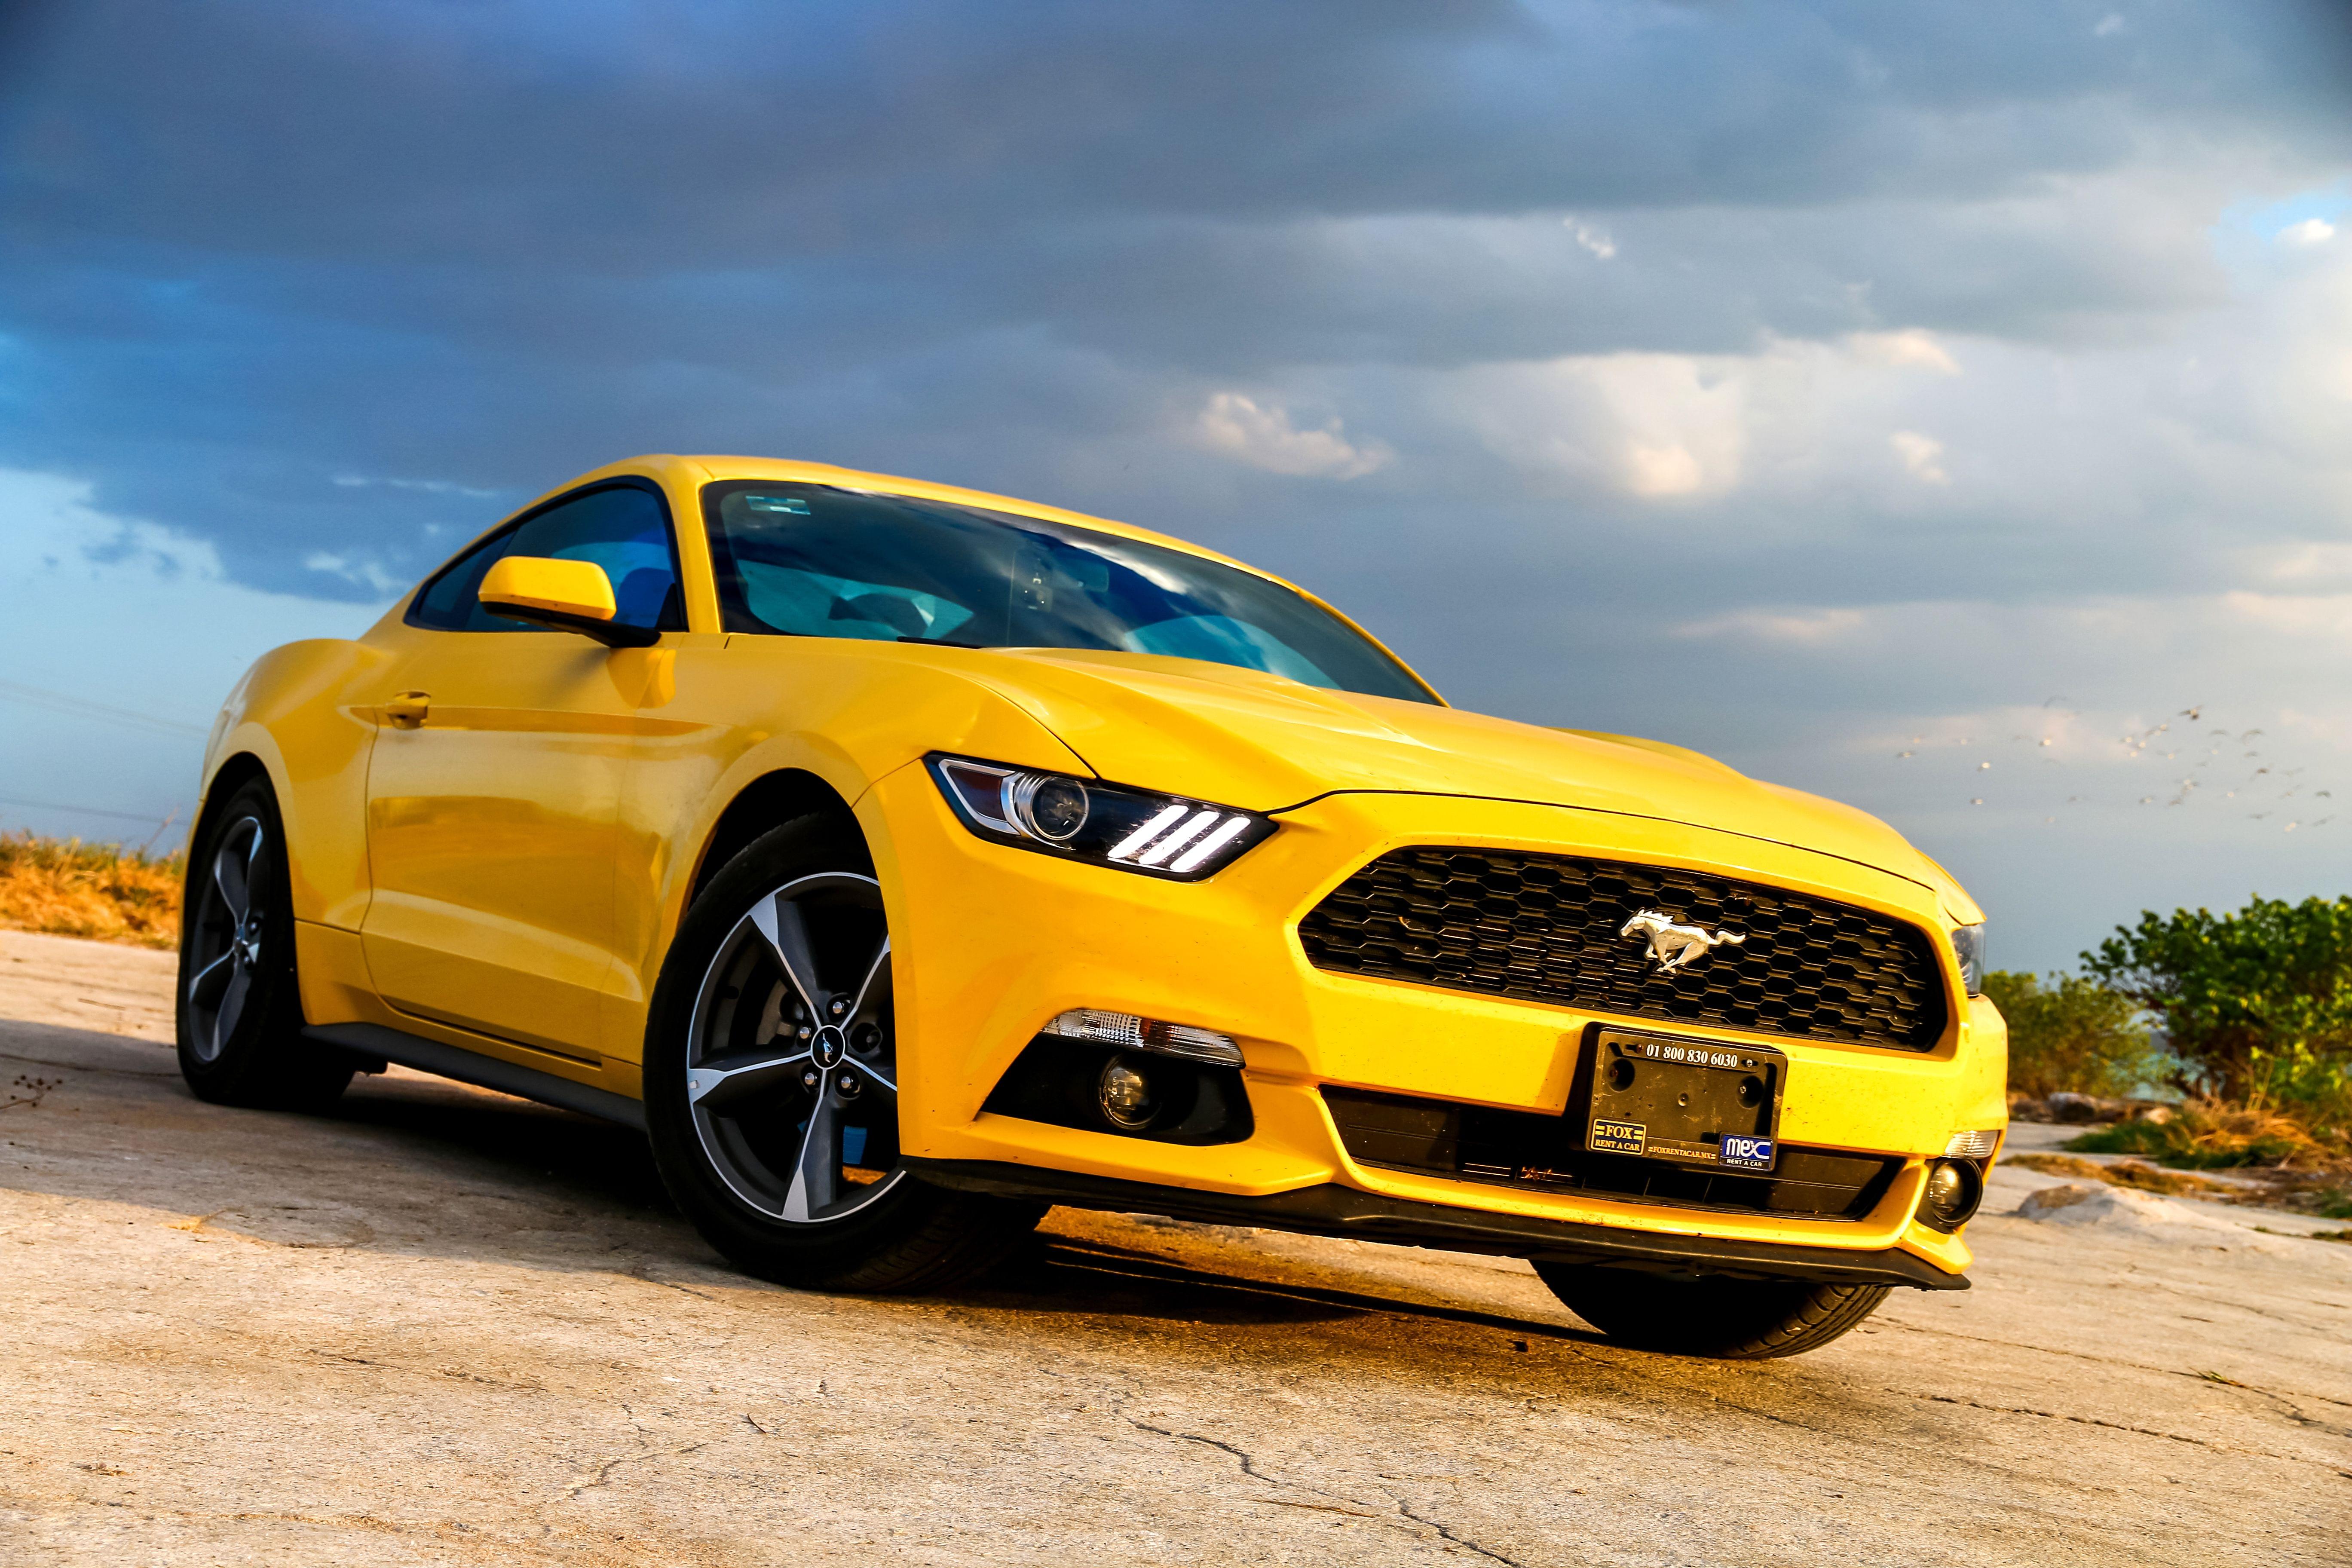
xmin=407 ymin=483 xmax=686 ymax=634
xmin=408 ymin=527 xmax=517 ymax=631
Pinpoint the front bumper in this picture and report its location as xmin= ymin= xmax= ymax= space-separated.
xmin=865 ymin=766 xmax=2006 ymax=1285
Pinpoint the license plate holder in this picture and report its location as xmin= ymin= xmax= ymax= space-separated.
xmin=1583 ymin=1029 xmax=1785 ymax=1173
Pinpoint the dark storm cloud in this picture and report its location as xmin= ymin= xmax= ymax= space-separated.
xmin=0 ymin=0 xmax=2348 ymax=601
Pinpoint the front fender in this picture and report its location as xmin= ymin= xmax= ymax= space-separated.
xmin=612 ymin=642 xmax=1095 ymax=1025
xmin=197 ymin=638 xmax=389 ymax=930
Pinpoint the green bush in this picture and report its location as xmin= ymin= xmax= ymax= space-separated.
xmin=1981 ymin=970 xmax=2160 ymax=1099
xmin=2084 ymin=894 xmax=2352 ymax=1130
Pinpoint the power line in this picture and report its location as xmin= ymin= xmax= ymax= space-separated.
xmin=0 ymin=793 xmax=185 ymax=824
xmin=0 ymin=680 xmax=210 ymax=737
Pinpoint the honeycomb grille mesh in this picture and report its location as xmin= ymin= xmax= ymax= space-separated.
xmin=1298 ymin=848 xmax=1949 ymax=1050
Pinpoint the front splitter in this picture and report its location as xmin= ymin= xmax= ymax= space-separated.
xmin=904 ymin=1158 xmax=1968 ymax=1291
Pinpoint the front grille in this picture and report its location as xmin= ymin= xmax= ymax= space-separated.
xmin=1323 ymin=1087 xmax=1900 ymax=1221
xmin=1298 ymin=847 xmax=1948 ymax=1050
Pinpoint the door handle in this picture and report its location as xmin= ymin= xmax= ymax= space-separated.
xmin=383 ymin=692 xmax=431 ymax=728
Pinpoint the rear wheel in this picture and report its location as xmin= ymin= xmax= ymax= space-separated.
xmin=1534 ymin=1262 xmax=1889 ymax=1359
xmin=176 ymin=777 xmax=355 ymax=1109
xmin=643 ymin=817 xmax=1042 ymax=1291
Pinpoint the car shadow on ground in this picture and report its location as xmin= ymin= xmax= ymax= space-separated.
xmin=975 ymin=1231 xmax=1611 ymax=1344
xmin=6 ymin=1021 xmax=1613 ymax=1350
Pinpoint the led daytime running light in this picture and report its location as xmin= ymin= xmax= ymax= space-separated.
xmin=928 ymin=754 xmax=1272 ymax=880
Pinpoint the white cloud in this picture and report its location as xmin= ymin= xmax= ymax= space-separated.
xmin=1845 ymin=329 xmax=1961 ymax=375
xmin=1192 ymin=392 xmax=1395 ymax=480
xmin=2251 ymin=541 xmax=2352 ymax=584
xmin=332 ymin=473 xmax=502 ymax=498
xmin=1674 ymin=606 xmax=1868 ymax=644
xmin=1890 ymin=429 xmax=1952 ymax=485
xmin=303 ymin=550 xmax=408 ymax=597
xmin=1561 ymin=216 xmax=1617 ymax=260
xmin=2094 ymin=13 xmax=2127 ymax=38
xmin=1451 ymin=352 xmax=1749 ymax=500
xmin=2219 ymin=589 xmax=2352 ymax=643
xmin=2277 ymin=217 xmax=2336 ymax=248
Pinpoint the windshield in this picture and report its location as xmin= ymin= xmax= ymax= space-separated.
xmin=700 ymin=481 xmax=1436 ymax=704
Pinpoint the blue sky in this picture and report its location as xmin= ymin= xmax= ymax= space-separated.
xmin=3 ymin=0 xmax=2350 ymax=971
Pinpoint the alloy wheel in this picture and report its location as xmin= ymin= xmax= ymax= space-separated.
xmin=184 ymin=814 xmax=268 ymax=1064
xmin=686 ymin=872 xmax=903 ymax=1223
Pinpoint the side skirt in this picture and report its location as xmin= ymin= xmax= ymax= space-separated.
xmin=905 ymin=1157 xmax=1966 ymax=1292
xmin=305 ymin=1022 xmax=648 ymax=1132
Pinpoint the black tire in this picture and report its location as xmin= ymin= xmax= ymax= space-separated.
xmin=643 ymin=815 xmax=1043 ymax=1292
xmin=1534 ymin=1262 xmax=1889 ymax=1360
xmin=176 ymin=776 xmax=356 ymax=1109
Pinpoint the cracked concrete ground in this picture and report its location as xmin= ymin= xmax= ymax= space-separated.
xmin=1 ymin=927 xmax=2347 ymax=1566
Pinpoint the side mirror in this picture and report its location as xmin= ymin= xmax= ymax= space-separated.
xmin=478 ymin=556 xmax=658 ymax=648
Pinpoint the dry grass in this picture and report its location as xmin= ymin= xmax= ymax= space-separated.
xmin=0 ymin=832 xmax=184 ymax=949
xmin=2002 ymin=1151 xmax=2235 ymax=1197
xmin=2066 ymin=1097 xmax=2351 ymax=1174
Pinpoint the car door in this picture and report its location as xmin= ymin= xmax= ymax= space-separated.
xmin=360 ymin=480 xmax=688 ymax=1061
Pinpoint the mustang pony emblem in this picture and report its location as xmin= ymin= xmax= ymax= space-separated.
xmin=1620 ymin=909 xmax=1746 ymax=973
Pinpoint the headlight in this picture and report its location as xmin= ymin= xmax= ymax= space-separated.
xmin=927 ymin=754 xmax=1275 ymax=879
xmin=1949 ymin=922 xmax=1986 ymax=996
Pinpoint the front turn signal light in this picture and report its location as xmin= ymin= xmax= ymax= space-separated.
xmin=928 ymin=754 xmax=1274 ymax=880
xmin=1943 ymin=1129 xmax=2000 ymax=1159
xmin=1042 ymin=1008 xmax=1244 ymax=1067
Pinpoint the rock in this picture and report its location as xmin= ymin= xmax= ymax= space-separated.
xmin=2012 ymin=1182 xmax=2286 ymax=1251
xmin=2016 ymin=1182 xmax=2104 ymax=1216
xmin=2132 ymin=1104 xmax=2174 ymax=1125
xmin=2007 ymin=1094 xmax=2054 ymax=1123
xmin=2046 ymin=1092 xmax=2103 ymax=1124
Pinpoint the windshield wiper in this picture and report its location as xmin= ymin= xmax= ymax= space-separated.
xmin=897 ymin=635 xmax=988 ymax=649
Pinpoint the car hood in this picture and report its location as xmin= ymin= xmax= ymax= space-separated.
xmin=961 ymin=648 xmax=1966 ymax=904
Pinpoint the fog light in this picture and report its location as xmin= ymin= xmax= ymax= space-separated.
xmin=1944 ymin=1128 xmax=2000 ymax=1159
xmin=1043 ymin=1008 xmax=1243 ymax=1067
xmin=1097 ymin=1055 xmax=1158 ymax=1131
xmin=1918 ymin=1158 xmax=1984 ymax=1233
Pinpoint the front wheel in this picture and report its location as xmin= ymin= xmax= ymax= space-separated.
xmin=176 ymin=777 xmax=355 ymax=1109
xmin=643 ymin=817 xmax=1041 ymax=1292
xmin=1534 ymin=1262 xmax=1889 ymax=1359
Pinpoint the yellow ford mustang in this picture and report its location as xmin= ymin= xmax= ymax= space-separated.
xmin=179 ymin=454 xmax=2003 ymax=1358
